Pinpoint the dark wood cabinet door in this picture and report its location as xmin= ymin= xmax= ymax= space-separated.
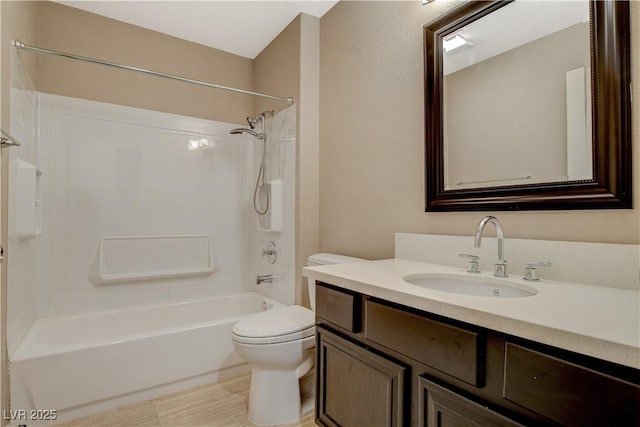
xmin=419 ymin=378 xmax=524 ymax=427
xmin=316 ymin=326 xmax=407 ymax=427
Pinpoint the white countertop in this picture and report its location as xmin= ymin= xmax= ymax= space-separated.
xmin=304 ymin=259 xmax=640 ymax=370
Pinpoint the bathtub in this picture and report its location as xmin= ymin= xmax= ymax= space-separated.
xmin=9 ymin=292 xmax=282 ymax=423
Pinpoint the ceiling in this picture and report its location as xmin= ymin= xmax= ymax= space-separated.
xmin=55 ymin=1 xmax=339 ymax=59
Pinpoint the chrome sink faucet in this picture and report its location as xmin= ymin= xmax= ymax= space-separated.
xmin=474 ymin=216 xmax=508 ymax=277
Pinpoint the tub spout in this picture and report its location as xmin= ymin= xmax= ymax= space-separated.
xmin=256 ymin=274 xmax=273 ymax=285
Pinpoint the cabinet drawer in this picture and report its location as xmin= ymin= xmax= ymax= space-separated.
xmin=504 ymin=342 xmax=640 ymax=426
xmin=420 ymin=377 xmax=524 ymax=427
xmin=315 ymin=282 xmax=360 ymax=332
xmin=364 ymin=300 xmax=483 ymax=386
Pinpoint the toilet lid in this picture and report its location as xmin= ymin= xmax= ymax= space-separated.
xmin=232 ymin=325 xmax=316 ymax=345
xmin=232 ymin=305 xmax=315 ymax=338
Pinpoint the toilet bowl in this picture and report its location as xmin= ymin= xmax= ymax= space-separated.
xmin=232 ymin=305 xmax=315 ymax=426
xmin=232 ymin=253 xmax=365 ymax=426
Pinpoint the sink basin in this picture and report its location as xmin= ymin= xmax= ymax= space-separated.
xmin=403 ymin=274 xmax=538 ymax=298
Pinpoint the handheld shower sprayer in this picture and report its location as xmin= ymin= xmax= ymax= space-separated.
xmin=229 ymin=110 xmax=275 ymax=216
xmin=229 ymin=127 xmax=265 ymax=140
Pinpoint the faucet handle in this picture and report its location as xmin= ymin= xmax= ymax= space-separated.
xmin=261 ymin=241 xmax=277 ymax=264
xmin=458 ymin=253 xmax=480 ymax=274
xmin=523 ymin=261 xmax=552 ymax=281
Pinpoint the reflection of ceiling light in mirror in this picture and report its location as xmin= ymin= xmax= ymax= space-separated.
xmin=443 ymin=35 xmax=470 ymax=52
xmin=188 ymin=138 xmax=215 ymax=151
xmin=422 ymin=0 xmax=436 ymax=4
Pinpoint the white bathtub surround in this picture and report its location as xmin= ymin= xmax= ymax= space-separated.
xmin=395 ymin=233 xmax=640 ymax=290
xmin=10 ymin=292 xmax=281 ymax=424
xmin=31 ymin=94 xmax=253 ymax=322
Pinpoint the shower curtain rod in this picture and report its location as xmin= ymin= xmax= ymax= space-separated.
xmin=12 ymin=40 xmax=294 ymax=106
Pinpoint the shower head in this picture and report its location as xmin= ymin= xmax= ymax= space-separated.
xmin=229 ymin=127 xmax=265 ymax=140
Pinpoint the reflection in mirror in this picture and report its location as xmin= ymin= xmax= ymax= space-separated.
xmin=424 ymin=0 xmax=631 ymax=211
xmin=443 ymin=0 xmax=592 ymax=190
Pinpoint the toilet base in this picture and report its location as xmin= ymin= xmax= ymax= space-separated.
xmin=247 ymin=354 xmax=314 ymax=426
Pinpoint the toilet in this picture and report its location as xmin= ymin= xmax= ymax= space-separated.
xmin=232 ymin=253 xmax=365 ymax=426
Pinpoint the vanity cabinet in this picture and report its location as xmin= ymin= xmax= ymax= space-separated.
xmin=314 ymin=281 xmax=640 ymax=427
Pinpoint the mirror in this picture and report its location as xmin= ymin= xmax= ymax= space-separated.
xmin=424 ymin=0 xmax=631 ymax=211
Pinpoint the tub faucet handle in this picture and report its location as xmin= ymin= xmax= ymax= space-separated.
xmin=261 ymin=241 xmax=277 ymax=264
xmin=458 ymin=253 xmax=480 ymax=274
xmin=523 ymin=261 xmax=552 ymax=281
xmin=261 ymin=247 xmax=276 ymax=257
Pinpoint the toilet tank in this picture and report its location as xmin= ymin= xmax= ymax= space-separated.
xmin=307 ymin=253 xmax=366 ymax=311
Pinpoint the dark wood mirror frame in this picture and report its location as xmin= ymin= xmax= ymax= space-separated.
xmin=424 ymin=0 xmax=631 ymax=212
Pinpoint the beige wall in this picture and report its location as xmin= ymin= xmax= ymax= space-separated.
xmin=37 ymin=1 xmax=253 ymax=124
xmin=319 ymin=1 xmax=640 ymax=261
xmin=254 ymin=15 xmax=300 ymax=116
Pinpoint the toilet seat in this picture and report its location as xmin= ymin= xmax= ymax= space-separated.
xmin=232 ymin=325 xmax=315 ymax=345
xmin=232 ymin=305 xmax=315 ymax=345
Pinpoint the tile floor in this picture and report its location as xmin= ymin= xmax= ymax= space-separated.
xmin=55 ymin=374 xmax=316 ymax=427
